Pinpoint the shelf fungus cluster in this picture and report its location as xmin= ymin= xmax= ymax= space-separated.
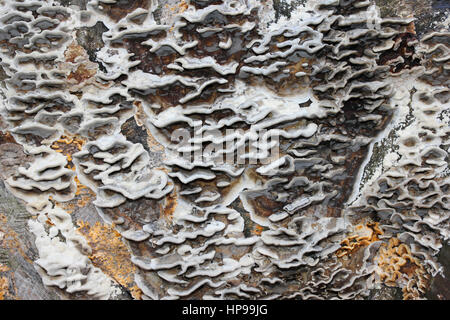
xmin=0 ymin=0 xmax=448 ymax=300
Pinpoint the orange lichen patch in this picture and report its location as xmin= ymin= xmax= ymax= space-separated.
xmin=50 ymin=135 xmax=94 ymax=213
xmin=167 ymin=0 xmax=189 ymax=13
xmin=76 ymin=221 xmax=141 ymax=299
xmin=0 ymin=263 xmax=16 ymax=300
xmin=52 ymin=134 xmax=85 ymax=152
xmin=45 ymin=217 xmax=55 ymax=226
xmin=167 ymin=0 xmax=189 ymax=32
xmin=251 ymin=224 xmax=264 ymax=236
xmin=129 ymin=284 xmax=143 ymax=300
xmin=375 ymin=238 xmax=430 ymax=300
xmin=0 ymin=215 xmax=27 ymax=300
xmin=53 ymin=177 xmax=95 ymax=214
xmin=0 ymin=276 xmax=8 ymax=300
xmin=0 ymin=214 xmax=32 ymax=265
xmin=74 ymin=176 xmax=95 ymax=206
xmin=406 ymin=21 xmax=416 ymax=34
xmin=336 ymin=222 xmax=383 ymax=257
xmin=178 ymin=0 xmax=189 ymax=13
xmin=72 ymin=175 xmax=95 ymax=208
xmin=51 ymin=135 xmax=86 ymax=162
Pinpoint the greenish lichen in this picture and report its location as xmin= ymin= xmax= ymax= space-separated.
xmin=76 ymin=22 xmax=108 ymax=71
xmin=375 ymin=0 xmax=449 ymax=37
xmin=359 ymin=93 xmax=415 ymax=189
xmin=273 ymin=0 xmax=307 ymax=22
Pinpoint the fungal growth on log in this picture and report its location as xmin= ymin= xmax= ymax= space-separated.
xmin=0 ymin=0 xmax=448 ymax=300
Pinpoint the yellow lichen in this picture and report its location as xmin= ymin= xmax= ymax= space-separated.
xmin=167 ymin=0 xmax=188 ymax=32
xmin=0 ymin=267 xmax=17 ymax=300
xmin=50 ymin=134 xmax=86 ymax=160
xmin=0 ymin=214 xmax=32 ymax=265
xmin=129 ymin=284 xmax=143 ymax=300
xmin=168 ymin=0 xmax=188 ymax=14
xmin=252 ymin=224 xmax=264 ymax=236
xmin=50 ymin=135 xmax=95 ymax=213
xmin=0 ymin=276 xmax=8 ymax=300
xmin=0 ymin=218 xmax=20 ymax=300
xmin=178 ymin=0 xmax=189 ymax=13
xmin=76 ymin=221 xmax=142 ymax=299
xmin=375 ymin=238 xmax=430 ymax=300
xmin=336 ymin=221 xmax=383 ymax=257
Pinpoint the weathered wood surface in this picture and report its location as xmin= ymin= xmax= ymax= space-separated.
xmin=0 ymin=0 xmax=448 ymax=300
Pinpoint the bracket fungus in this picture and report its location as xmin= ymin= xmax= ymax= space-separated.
xmin=0 ymin=0 xmax=448 ymax=300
